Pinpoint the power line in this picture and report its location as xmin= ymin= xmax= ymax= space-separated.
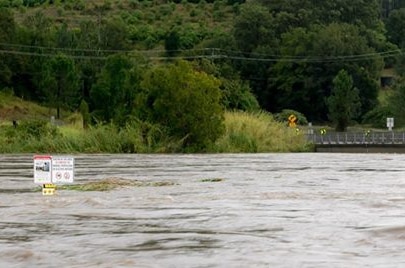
xmin=0 ymin=44 xmax=403 ymax=63
xmin=0 ymin=42 xmax=213 ymax=54
xmin=153 ymin=49 xmax=403 ymax=63
xmin=0 ymin=49 xmax=108 ymax=60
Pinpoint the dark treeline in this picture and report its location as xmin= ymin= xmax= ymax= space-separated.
xmin=2 ymin=0 xmax=405 ymax=134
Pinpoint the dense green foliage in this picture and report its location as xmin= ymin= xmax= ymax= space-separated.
xmin=387 ymin=79 xmax=405 ymax=127
xmin=231 ymin=1 xmax=384 ymax=123
xmin=140 ymin=61 xmax=225 ymax=150
xmin=90 ymin=54 xmax=143 ymax=125
xmin=40 ymin=53 xmax=79 ymax=118
xmin=1 ymin=0 xmax=405 ymax=152
xmin=327 ymin=70 xmax=360 ymax=131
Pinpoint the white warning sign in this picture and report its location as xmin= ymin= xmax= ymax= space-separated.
xmin=34 ymin=155 xmax=52 ymax=184
xmin=52 ymin=156 xmax=74 ymax=184
xmin=33 ymin=155 xmax=74 ymax=184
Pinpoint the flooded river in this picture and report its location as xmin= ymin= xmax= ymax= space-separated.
xmin=0 ymin=153 xmax=405 ymax=267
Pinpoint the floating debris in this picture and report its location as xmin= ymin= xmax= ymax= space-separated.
xmin=200 ymin=178 xmax=224 ymax=182
xmin=58 ymin=177 xmax=177 ymax=191
xmin=0 ymin=188 xmax=39 ymax=194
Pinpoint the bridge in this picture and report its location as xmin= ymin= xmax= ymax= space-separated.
xmin=306 ymin=131 xmax=405 ymax=153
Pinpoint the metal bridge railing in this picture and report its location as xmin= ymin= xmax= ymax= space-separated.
xmin=307 ymin=131 xmax=405 ymax=145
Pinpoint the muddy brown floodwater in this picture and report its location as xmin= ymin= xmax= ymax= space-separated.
xmin=0 ymin=153 xmax=405 ymax=268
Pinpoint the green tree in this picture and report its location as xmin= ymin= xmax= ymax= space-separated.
xmin=220 ymin=79 xmax=260 ymax=111
xmin=382 ymin=0 xmax=405 ymax=18
xmin=164 ymin=29 xmax=181 ymax=57
xmin=194 ymin=59 xmax=260 ymax=111
xmin=386 ymin=78 xmax=405 ymax=127
xmin=15 ymin=11 xmax=54 ymax=101
xmin=268 ymin=23 xmax=381 ymax=121
xmin=90 ymin=54 xmax=143 ymax=125
xmin=260 ymin=0 xmax=381 ymax=30
xmin=230 ymin=1 xmax=388 ymax=123
xmin=75 ymin=20 xmax=103 ymax=103
xmin=21 ymin=11 xmax=52 ymax=47
xmin=76 ymin=20 xmax=99 ymax=50
xmin=164 ymin=24 xmax=204 ymax=57
xmin=0 ymin=8 xmax=16 ymax=89
xmin=268 ymin=27 xmax=318 ymax=118
xmin=231 ymin=3 xmax=279 ymax=112
xmin=55 ymin=23 xmax=77 ymax=49
xmin=140 ymin=60 xmax=225 ymax=150
xmin=327 ymin=70 xmax=361 ymax=131
xmin=99 ymin=17 xmax=130 ymax=50
xmin=233 ymin=3 xmax=276 ymax=53
xmin=40 ymin=53 xmax=79 ymax=119
xmin=385 ymin=8 xmax=405 ymax=47
xmin=312 ymin=23 xmax=381 ymax=119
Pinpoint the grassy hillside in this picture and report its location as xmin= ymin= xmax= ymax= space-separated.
xmin=0 ymin=91 xmax=57 ymax=123
xmin=0 ymin=91 xmax=82 ymax=129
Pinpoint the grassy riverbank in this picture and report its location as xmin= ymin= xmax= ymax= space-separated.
xmin=0 ymin=111 xmax=311 ymax=153
xmin=0 ymin=92 xmax=311 ymax=153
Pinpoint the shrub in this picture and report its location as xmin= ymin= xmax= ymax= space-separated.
xmin=140 ymin=60 xmax=225 ymax=151
xmin=72 ymin=0 xmax=85 ymax=10
xmin=362 ymin=105 xmax=394 ymax=128
xmin=190 ymin=8 xmax=199 ymax=17
xmin=23 ymin=0 xmax=46 ymax=7
xmin=12 ymin=0 xmax=24 ymax=7
xmin=0 ymin=0 xmax=10 ymax=7
xmin=128 ymin=0 xmax=139 ymax=8
xmin=213 ymin=10 xmax=225 ymax=22
xmin=220 ymin=79 xmax=260 ymax=111
xmin=159 ymin=4 xmax=173 ymax=16
xmin=17 ymin=119 xmax=60 ymax=139
xmin=274 ymin=109 xmax=308 ymax=126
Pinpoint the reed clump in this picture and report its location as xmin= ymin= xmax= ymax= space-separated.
xmin=211 ymin=110 xmax=310 ymax=152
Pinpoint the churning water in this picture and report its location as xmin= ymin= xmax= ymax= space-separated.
xmin=0 ymin=153 xmax=404 ymax=267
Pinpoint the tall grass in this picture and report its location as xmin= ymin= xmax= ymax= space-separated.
xmin=0 ymin=119 xmax=185 ymax=153
xmin=0 ymin=111 xmax=312 ymax=153
xmin=210 ymin=110 xmax=311 ymax=152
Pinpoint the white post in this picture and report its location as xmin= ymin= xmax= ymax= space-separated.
xmin=387 ymin=117 xmax=394 ymax=131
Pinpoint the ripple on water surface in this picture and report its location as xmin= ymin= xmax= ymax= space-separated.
xmin=0 ymin=153 xmax=405 ymax=267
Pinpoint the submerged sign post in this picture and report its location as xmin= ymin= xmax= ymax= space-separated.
xmin=34 ymin=155 xmax=74 ymax=195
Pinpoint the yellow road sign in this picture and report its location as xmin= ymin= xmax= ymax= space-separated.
xmin=288 ymin=114 xmax=297 ymax=127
